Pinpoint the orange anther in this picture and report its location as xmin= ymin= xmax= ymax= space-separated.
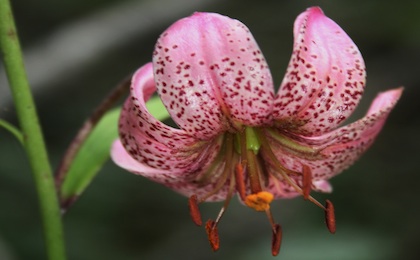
xmin=205 ymin=219 xmax=220 ymax=251
xmin=245 ymin=191 xmax=274 ymax=212
xmin=188 ymin=195 xmax=202 ymax=226
xmin=302 ymin=165 xmax=312 ymax=200
xmin=271 ymin=224 xmax=282 ymax=256
xmin=325 ymin=199 xmax=336 ymax=234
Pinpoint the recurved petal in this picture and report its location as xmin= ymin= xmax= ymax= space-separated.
xmin=315 ymin=87 xmax=403 ymax=179
xmin=111 ymin=140 xmax=229 ymax=201
xmin=111 ymin=140 xmax=174 ymax=180
xmin=312 ymin=180 xmax=333 ymax=193
xmin=273 ymin=7 xmax=366 ymax=136
xmin=268 ymin=87 xmax=402 ymax=182
xmin=118 ymin=63 xmax=219 ymax=174
xmin=153 ymin=12 xmax=274 ymax=137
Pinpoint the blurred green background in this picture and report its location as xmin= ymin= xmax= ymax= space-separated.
xmin=0 ymin=0 xmax=418 ymax=259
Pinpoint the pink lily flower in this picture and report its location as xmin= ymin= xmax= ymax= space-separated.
xmin=111 ymin=7 xmax=402 ymax=255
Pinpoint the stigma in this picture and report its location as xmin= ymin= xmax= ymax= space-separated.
xmin=188 ymin=127 xmax=336 ymax=256
xmin=245 ymin=191 xmax=274 ymax=211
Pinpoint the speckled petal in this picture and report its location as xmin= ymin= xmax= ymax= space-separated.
xmin=267 ymin=88 xmax=402 ymax=183
xmin=118 ymin=63 xmax=220 ymax=175
xmin=273 ymin=7 xmax=366 ymax=136
xmin=153 ymin=12 xmax=274 ymax=137
xmin=315 ymin=87 xmax=403 ymax=179
xmin=111 ymin=140 xmax=229 ymax=201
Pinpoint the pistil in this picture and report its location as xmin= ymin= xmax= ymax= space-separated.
xmin=241 ymin=127 xmax=282 ymax=256
xmin=240 ymin=127 xmax=263 ymax=194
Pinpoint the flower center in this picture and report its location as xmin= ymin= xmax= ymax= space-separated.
xmin=188 ymin=126 xmax=336 ymax=256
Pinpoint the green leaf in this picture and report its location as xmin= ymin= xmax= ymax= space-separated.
xmin=60 ymin=108 xmax=120 ymax=202
xmin=61 ymin=96 xmax=169 ymax=204
xmin=0 ymin=118 xmax=24 ymax=145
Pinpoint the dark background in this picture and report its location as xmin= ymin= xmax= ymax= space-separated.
xmin=1 ymin=0 xmax=418 ymax=259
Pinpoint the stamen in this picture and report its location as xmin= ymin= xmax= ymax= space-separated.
xmin=203 ymin=172 xmax=237 ymax=252
xmin=271 ymin=224 xmax=282 ymax=256
xmin=245 ymin=191 xmax=274 ymax=212
xmin=235 ymin=163 xmax=247 ymax=201
xmin=256 ymin=128 xmax=326 ymax=210
xmin=302 ymin=164 xmax=312 ymax=200
xmin=205 ymin=219 xmax=220 ymax=251
xmin=191 ymin=132 xmax=241 ymax=252
xmin=325 ymin=199 xmax=336 ymax=234
xmin=188 ymin=195 xmax=202 ymax=226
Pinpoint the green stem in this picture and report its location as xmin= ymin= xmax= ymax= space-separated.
xmin=0 ymin=1 xmax=66 ymax=259
xmin=0 ymin=118 xmax=24 ymax=144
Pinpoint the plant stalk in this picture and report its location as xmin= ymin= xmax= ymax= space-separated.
xmin=0 ymin=0 xmax=66 ymax=259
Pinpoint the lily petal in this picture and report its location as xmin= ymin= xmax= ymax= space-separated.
xmin=153 ymin=12 xmax=274 ymax=138
xmin=111 ymin=140 xmax=229 ymax=201
xmin=273 ymin=7 xmax=366 ymax=136
xmin=268 ymin=87 xmax=402 ymax=182
xmin=312 ymin=180 xmax=333 ymax=193
xmin=118 ymin=63 xmax=219 ymax=174
xmin=316 ymin=87 xmax=403 ymax=179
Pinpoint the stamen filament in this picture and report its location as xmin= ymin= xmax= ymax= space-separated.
xmin=198 ymin=133 xmax=234 ymax=203
xmin=215 ymin=174 xmax=237 ymax=224
xmin=206 ymin=169 xmax=237 ymax=252
xmin=194 ymin=135 xmax=226 ymax=184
